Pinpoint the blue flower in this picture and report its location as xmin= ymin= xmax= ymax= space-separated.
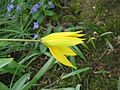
xmin=33 ymin=21 xmax=39 ymax=29
xmin=16 ymin=5 xmax=22 ymax=11
xmin=48 ymin=1 xmax=55 ymax=8
xmin=7 ymin=3 xmax=14 ymax=12
xmin=30 ymin=2 xmax=43 ymax=14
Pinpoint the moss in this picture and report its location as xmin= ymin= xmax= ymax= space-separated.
xmin=58 ymin=0 xmax=120 ymax=35
xmin=79 ymin=0 xmax=120 ymax=34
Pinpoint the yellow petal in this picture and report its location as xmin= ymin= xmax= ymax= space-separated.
xmin=73 ymin=34 xmax=85 ymax=37
xmin=41 ymin=31 xmax=83 ymax=40
xmin=42 ymin=37 xmax=85 ymax=47
xmin=57 ymin=46 xmax=77 ymax=56
xmin=49 ymin=46 xmax=76 ymax=69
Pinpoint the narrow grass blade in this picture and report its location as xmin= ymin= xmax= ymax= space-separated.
xmin=22 ymin=57 xmax=55 ymax=90
xmin=0 ymin=29 xmax=21 ymax=34
xmin=40 ymin=44 xmax=47 ymax=53
xmin=118 ymin=77 xmax=120 ymax=90
xmin=62 ymin=67 xmax=91 ymax=79
xmin=65 ymin=26 xmax=86 ymax=31
xmin=41 ymin=88 xmax=75 ymax=90
xmin=0 ymin=58 xmax=13 ymax=68
xmin=43 ymin=52 xmax=52 ymax=57
xmin=105 ymin=39 xmax=114 ymax=51
xmin=72 ymin=46 xmax=86 ymax=61
xmin=88 ymin=37 xmax=96 ymax=49
xmin=19 ymin=52 xmax=40 ymax=64
xmin=81 ymin=43 xmax=89 ymax=49
xmin=75 ymin=84 xmax=81 ymax=90
xmin=69 ymin=57 xmax=77 ymax=68
xmin=12 ymin=73 xmax=31 ymax=90
xmin=94 ymin=70 xmax=110 ymax=74
xmin=41 ymin=84 xmax=81 ymax=90
xmin=0 ymin=61 xmax=23 ymax=75
xmin=0 ymin=82 xmax=9 ymax=90
xmin=100 ymin=32 xmax=113 ymax=37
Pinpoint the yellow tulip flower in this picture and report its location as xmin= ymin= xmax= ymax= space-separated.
xmin=41 ymin=31 xmax=85 ymax=69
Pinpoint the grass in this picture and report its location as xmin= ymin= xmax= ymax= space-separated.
xmin=0 ymin=0 xmax=120 ymax=90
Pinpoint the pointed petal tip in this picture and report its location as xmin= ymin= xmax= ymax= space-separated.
xmin=81 ymin=38 xmax=86 ymax=41
xmin=71 ymin=65 xmax=77 ymax=69
xmin=71 ymin=53 xmax=77 ymax=56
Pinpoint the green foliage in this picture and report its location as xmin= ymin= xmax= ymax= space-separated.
xmin=0 ymin=82 xmax=9 ymax=90
xmin=41 ymin=84 xmax=81 ymax=90
xmin=62 ymin=67 xmax=91 ymax=79
xmin=118 ymin=77 xmax=120 ymax=90
xmin=12 ymin=73 xmax=31 ymax=90
xmin=22 ymin=57 xmax=55 ymax=90
xmin=0 ymin=58 xmax=13 ymax=68
xmin=0 ymin=0 xmax=119 ymax=90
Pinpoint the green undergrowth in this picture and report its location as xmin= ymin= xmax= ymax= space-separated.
xmin=0 ymin=0 xmax=120 ymax=90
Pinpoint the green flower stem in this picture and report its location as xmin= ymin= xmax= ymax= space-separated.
xmin=0 ymin=39 xmax=40 ymax=42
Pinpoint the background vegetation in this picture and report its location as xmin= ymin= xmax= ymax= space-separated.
xmin=0 ymin=0 xmax=120 ymax=90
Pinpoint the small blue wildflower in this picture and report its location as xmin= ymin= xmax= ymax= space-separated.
xmin=33 ymin=21 xmax=39 ymax=29
xmin=16 ymin=5 xmax=22 ymax=11
xmin=30 ymin=4 xmax=39 ymax=14
xmin=34 ymin=4 xmax=40 ymax=8
xmin=30 ymin=2 xmax=43 ymax=14
xmin=48 ymin=1 xmax=55 ymax=8
xmin=7 ymin=3 xmax=14 ymax=12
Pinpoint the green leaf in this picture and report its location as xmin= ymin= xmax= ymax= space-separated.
xmin=32 ymin=12 xmax=44 ymax=24
xmin=72 ymin=46 xmax=86 ymax=61
xmin=40 ymin=44 xmax=47 ymax=53
xmin=105 ymin=39 xmax=114 ymax=51
xmin=41 ymin=84 xmax=81 ymax=90
xmin=0 ymin=29 xmax=21 ymax=34
xmin=69 ymin=57 xmax=77 ymax=68
xmin=19 ymin=51 xmax=40 ymax=64
xmin=22 ymin=57 xmax=55 ymax=90
xmin=12 ymin=73 xmax=31 ymax=90
xmin=0 ymin=82 xmax=9 ymax=90
xmin=45 ymin=10 xmax=54 ymax=16
xmin=0 ymin=42 xmax=11 ymax=47
xmin=32 ymin=12 xmax=40 ymax=20
xmin=0 ymin=60 xmax=22 ymax=75
xmin=54 ymin=26 xmax=62 ymax=32
xmin=81 ymin=43 xmax=89 ymax=49
xmin=94 ymin=70 xmax=110 ymax=74
xmin=43 ymin=52 xmax=52 ymax=57
xmin=44 ymin=25 xmax=52 ymax=35
xmin=75 ymin=84 xmax=81 ymax=90
xmin=118 ymin=77 xmax=120 ymax=90
xmin=62 ymin=67 xmax=91 ymax=79
xmin=41 ymin=88 xmax=75 ymax=90
xmin=88 ymin=37 xmax=96 ymax=49
xmin=37 ymin=13 xmax=44 ymax=24
xmin=100 ymin=32 xmax=113 ymax=37
xmin=0 ymin=58 xmax=13 ymax=68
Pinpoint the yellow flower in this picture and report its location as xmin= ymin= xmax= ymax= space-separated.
xmin=41 ymin=31 xmax=85 ymax=69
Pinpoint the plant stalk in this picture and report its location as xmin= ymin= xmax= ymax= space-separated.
xmin=0 ymin=39 xmax=40 ymax=42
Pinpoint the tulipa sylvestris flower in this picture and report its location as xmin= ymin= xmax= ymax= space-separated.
xmin=41 ymin=31 xmax=85 ymax=69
